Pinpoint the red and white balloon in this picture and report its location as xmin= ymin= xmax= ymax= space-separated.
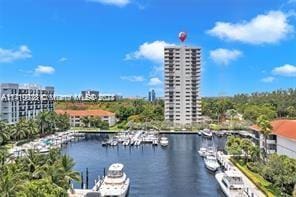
xmin=178 ymin=32 xmax=187 ymax=42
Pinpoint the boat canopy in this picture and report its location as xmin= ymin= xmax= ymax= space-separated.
xmin=108 ymin=163 xmax=124 ymax=177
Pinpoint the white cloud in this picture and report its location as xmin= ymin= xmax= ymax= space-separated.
xmin=120 ymin=75 xmax=145 ymax=82
xmin=58 ymin=57 xmax=68 ymax=62
xmin=0 ymin=45 xmax=32 ymax=63
xmin=34 ymin=65 xmax=55 ymax=75
xmin=207 ymin=11 xmax=294 ymax=44
xmin=148 ymin=77 xmax=162 ymax=86
xmin=261 ymin=76 xmax=275 ymax=83
xmin=272 ymin=64 xmax=296 ymax=77
xmin=125 ymin=40 xmax=176 ymax=63
xmin=209 ymin=48 xmax=242 ymax=65
xmin=87 ymin=0 xmax=130 ymax=7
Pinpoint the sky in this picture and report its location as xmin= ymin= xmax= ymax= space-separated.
xmin=0 ymin=0 xmax=296 ymax=97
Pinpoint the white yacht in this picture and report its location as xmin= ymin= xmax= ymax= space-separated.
xmin=122 ymin=139 xmax=130 ymax=146
xmin=204 ymin=155 xmax=220 ymax=172
xmin=215 ymin=170 xmax=247 ymax=197
xmin=202 ymin=129 xmax=213 ymax=138
xmin=97 ymin=163 xmax=130 ymax=197
xmin=110 ymin=140 xmax=118 ymax=146
xmin=160 ymin=137 xmax=168 ymax=147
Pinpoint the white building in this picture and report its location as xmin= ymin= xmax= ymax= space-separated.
xmin=164 ymin=46 xmax=202 ymax=126
xmin=251 ymin=119 xmax=296 ymax=159
xmin=98 ymin=93 xmax=122 ymax=101
xmin=0 ymin=83 xmax=54 ymax=124
xmin=55 ymin=109 xmax=116 ymax=127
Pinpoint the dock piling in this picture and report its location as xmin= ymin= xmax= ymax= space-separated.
xmin=86 ymin=168 xmax=89 ymax=189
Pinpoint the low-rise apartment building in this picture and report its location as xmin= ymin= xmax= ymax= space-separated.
xmin=250 ymin=119 xmax=296 ymax=159
xmin=0 ymin=83 xmax=54 ymax=124
xmin=55 ymin=109 xmax=116 ymax=127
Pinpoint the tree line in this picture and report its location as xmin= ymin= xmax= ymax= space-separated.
xmin=56 ymin=99 xmax=164 ymax=129
xmin=0 ymin=148 xmax=79 ymax=196
xmin=202 ymin=88 xmax=296 ymax=123
xmin=0 ymin=111 xmax=70 ymax=146
xmin=80 ymin=116 xmax=109 ymax=129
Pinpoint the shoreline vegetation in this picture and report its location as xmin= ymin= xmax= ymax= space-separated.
xmin=0 ymin=111 xmax=80 ymax=196
xmin=226 ymin=136 xmax=296 ymax=196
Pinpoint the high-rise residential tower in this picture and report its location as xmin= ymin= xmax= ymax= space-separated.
xmin=164 ymin=44 xmax=201 ymax=125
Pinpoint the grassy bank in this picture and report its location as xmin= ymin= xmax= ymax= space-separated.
xmin=230 ymin=158 xmax=280 ymax=197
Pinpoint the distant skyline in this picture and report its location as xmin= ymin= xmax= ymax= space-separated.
xmin=0 ymin=0 xmax=296 ymax=97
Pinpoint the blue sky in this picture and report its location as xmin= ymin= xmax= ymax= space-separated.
xmin=0 ymin=0 xmax=296 ymax=97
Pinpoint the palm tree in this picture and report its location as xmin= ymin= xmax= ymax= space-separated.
xmin=0 ymin=148 xmax=8 ymax=166
xmin=256 ymin=115 xmax=272 ymax=159
xmin=56 ymin=114 xmax=70 ymax=132
xmin=0 ymin=165 xmax=25 ymax=196
xmin=36 ymin=111 xmax=51 ymax=135
xmin=15 ymin=119 xmax=28 ymax=140
xmin=59 ymin=155 xmax=80 ymax=189
xmin=26 ymin=119 xmax=38 ymax=139
xmin=81 ymin=116 xmax=90 ymax=128
xmin=24 ymin=149 xmax=43 ymax=177
xmin=0 ymin=121 xmax=9 ymax=145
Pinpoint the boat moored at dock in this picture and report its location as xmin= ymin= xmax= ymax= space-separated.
xmin=215 ymin=170 xmax=247 ymax=197
xmin=160 ymin=137 xmax=169 ymax=147
xmin=204 ymin=155 xmax=220 ymax=172
xmin=96 ymin=163 xmax=130 ymax=197
xmin=201 ymin=129 xmax=213 ymax=138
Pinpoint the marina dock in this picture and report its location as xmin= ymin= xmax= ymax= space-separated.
xmin=217 ymin=151 xmax=265 ymax=197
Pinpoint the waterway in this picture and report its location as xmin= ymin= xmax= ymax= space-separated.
xmin=62 ymin=133 xmax=227 ymax=197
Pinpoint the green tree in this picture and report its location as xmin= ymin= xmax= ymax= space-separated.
xmin=256 ymin=115 xmax=272 ymax=158
xmin=81 ymin=116 xmax=90 ymax=128
xmin=15 ymin=119 xmax=29 ymax=140
xmin=36 ymin=111 xmax=51 ymax=135
xmin=226 ymin=136 xmax=242 ymax=157
xmin=241 ymin=139 xmax=253 ymax=163
xmin=56 ymin=114 xmax=70 ymax=131
xmin=26 ymin=119 xmax=38 ymax=139
xmin=17 ymin=179 xmax=67 ymax=197
xmin=287 ymin=106 xmax=296 ymax=118
xmin=0 ymin=121 xmax=10 ymax=145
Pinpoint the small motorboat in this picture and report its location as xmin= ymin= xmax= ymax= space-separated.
xmin=202 ymin=129 xmax=213 ymax=138
xmin=160 ymin=137 xmax=169 ymax=147
xmin=204 ymin=155 xmax=220 ymax=172
xmin=122 ymin=139 xmax=130 ymax=146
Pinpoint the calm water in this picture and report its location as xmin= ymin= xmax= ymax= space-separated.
xmin=62 ymin=134 xmax=226 ymax=197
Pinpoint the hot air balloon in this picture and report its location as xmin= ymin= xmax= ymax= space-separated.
xmin=178 ymin=32 xmax=187 ymax=42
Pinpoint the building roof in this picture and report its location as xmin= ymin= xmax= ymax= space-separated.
xmin=55 ymin=109 xmax=115 ymax=117
xmin=251 ymin=119 xmax=296 ymax=141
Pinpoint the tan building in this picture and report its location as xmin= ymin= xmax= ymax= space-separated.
xmin=55 ymin=109 xmax=116 ymax=127
xmin=164 ymin=46 xmax=202 ymax=126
